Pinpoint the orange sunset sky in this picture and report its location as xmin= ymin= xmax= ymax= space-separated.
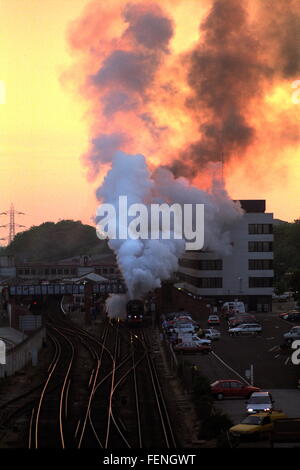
xmin=1 ymin=0 xmax=299 ymax=243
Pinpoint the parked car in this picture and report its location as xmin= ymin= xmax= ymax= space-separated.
xmin=283 ymin=326 xmax=300 ymax=340
xmin=272 ymin=292 xmax=290 ymax=302
xmin=270 ymin=418 xmax=300 ymax=447
xmin=279 ymin=311 xmax=300 ymax=322
xmin=228 ymin=323 xmax=262 ymax=336
xmin=191 ymin=336 xmax=212 ymax=346
xmin=174 ymin=341 xmax=211 ymax=354
xmin=174 ymin=324 xmax=197 ymax=335
xmin=227 ymin=314 xmax=257 ymax=327
xmin=246 ymin=391 xmax=274 ymax=414
xmin=177 ymin=334 xmax=211 ymax=346
xmin=207 ymin=314 xmax=220 ymax=326
xmin=203 ymin=328 xmax=221 ymax=341
xmin=210 ymin=380 xmax=260 ymax=400
xmin=229 ymin=411 xmax=288 ymax=441
xmin=222 ymin=301 xmax=246 ymax=319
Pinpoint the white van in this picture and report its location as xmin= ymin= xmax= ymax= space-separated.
xmin=223 ymin=301 xmax=246 ymax=313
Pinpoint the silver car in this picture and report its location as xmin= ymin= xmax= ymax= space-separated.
xmin=246 ymin=391 xmax=274 ymax=414
xmin=203 ymin=328 xmax=221 ymax=340
xmin=228 ymin=323 xmax=262 ymax=336
xmin=283 ymin=326 xmax=300 ymax=340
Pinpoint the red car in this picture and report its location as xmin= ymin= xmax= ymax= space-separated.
xmin=210 ymin=380 xmax=260 ymax=400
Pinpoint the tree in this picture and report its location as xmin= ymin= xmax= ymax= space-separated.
xmin=3 ymin=220 xmax=112 ymax=262
xmin=274 ymin=220 xmax=300 ymax=289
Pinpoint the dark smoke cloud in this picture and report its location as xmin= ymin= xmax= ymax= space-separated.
xmin=139 ymin=112 xmax=168 ymax=138
xmin=92 ymin=49 xmax=160 ymax=93
xmin=91 ymin=3 xmax=174 ymax=95
xmin=102 ymin=91 xmax=139 ymax=117
xmin=86 ymin=3 xmax=174 ymax=179
xmin=170 ymin=0 xmax=300 ymax=177
xmin=258 ymin=0 xmax=300 ymax=79
xmin=84 ymin=132 xmax=127 ymax=179
xmin=124 ymin=3 xmax=174 ymax=51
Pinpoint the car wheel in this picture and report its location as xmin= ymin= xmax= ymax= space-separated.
xmin=217 ymin=393 xmax=224 ymax=400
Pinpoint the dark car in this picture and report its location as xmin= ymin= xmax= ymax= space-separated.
xmin=211 ymin=380 xmax=260 ymax=400
xmin=279 ymin=311 xmax=300 ymax=322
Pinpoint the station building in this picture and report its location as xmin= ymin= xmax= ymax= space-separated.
xmin=177 ymin=200 xmax=274 ymax=312
xmin=0 ymin=254 xmax=121 ymax=282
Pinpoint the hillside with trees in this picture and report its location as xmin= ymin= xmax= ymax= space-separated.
xmin=2 ymin=220 xmax=112 ymax=262
xmin=1 ymin=218 xmax=299 ymax=298
xmin=273 ymin=219 xmax=300 ymax=298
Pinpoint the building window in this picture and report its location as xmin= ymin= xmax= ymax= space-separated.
xmin=51 ymin=269 xmax=56 ymax=275
xmin=248 ymin=224 xmax=273 ymax=235
xmin=17 ymin=269 xmax=23 ymax=276
xmin=249 ymin=277 xmax=273 ymax=288
xmin=57 ymin=269 xmax=62 ymax=275
xmin=110 ymin=268 xmax=114 ymax=274
xmin=248 ymin=259 xmax=273 ymax=270
xmin=199 ymin=278 xmax=223 ymax=288
xmin=103 ymin=268 xmax=108 ymax=274
xmin=178 ymin=273 xmax=222 ymax=288
xmin=64 ymin=269 xmax=69 ymax=275
xmin=45 ymin=269 xmax=49 ymax=275
xmin=24 ymin=269 xmax=30 ymax=275
xmin=31 ymin=269 xmax=36 ymax=275
xmin=71 ymin=268 xmax=76 ymax=275
xmin=248 ymin=241 xmax=273 ymax=252
xmin=179 ymin=259 xmax=223 ymax=270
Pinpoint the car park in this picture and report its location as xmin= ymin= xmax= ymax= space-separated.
xmin=229 ymin=411 xmax=288 ymax=440
xmin=283 ymin=326 xmax=300 ymax=340
xmin=207 ymin=314 xmax=220 ymax=326
xmin=210 ymin=380 xmax=260 ymax=400
xmin=228 ymin=323 xmax=262 ymax=336
xmin=246 ymin=391 xmax=274 ymax=414
xmin=203 ymin=328 xmax=221 ymax=340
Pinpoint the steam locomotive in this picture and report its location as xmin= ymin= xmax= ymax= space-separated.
xmin=126 ymin=299 xmax=144 ymax=326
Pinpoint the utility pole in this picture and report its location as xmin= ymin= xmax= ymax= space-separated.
xmin=0 ymin=204 xmax=25 ymax=244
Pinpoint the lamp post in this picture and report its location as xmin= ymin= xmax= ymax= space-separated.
xmin=238 ymin=277 xmax=243 ymax=294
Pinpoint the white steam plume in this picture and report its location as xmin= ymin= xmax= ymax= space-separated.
xmin=96 ymin=151 xmax=243 ymax=303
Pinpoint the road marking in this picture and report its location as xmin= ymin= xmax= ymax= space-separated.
xmin=269 ymin=345 xmax=279 ymax=352
xmin=285 ymin=357 xmax=290 ymax=366
xmin=266 ymin=337 xmax=275 ymax=341
xmin=274 ymin=354 xmax=280 ymax=359
xmin=211 ymin=351 xmax=251 ymax=386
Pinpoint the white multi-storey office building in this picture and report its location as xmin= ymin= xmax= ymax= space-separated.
xmin=177 ymin=200 xmax=274 ymax=312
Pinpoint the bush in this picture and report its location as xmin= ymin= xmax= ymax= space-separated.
xmin=199 ymin=409 xmax=234 ymax=440
xmin=192 ymin=374 xmax=212 ymax=396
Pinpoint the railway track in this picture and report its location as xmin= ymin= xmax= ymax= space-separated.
xmin=1 ymin=305 xmax=178 ymax=449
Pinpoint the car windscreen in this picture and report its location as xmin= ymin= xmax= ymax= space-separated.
xmin=248 ymin=397 xmax=270 ymax=404
xmin=242 ymin=416 xmax=262 ymax=425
